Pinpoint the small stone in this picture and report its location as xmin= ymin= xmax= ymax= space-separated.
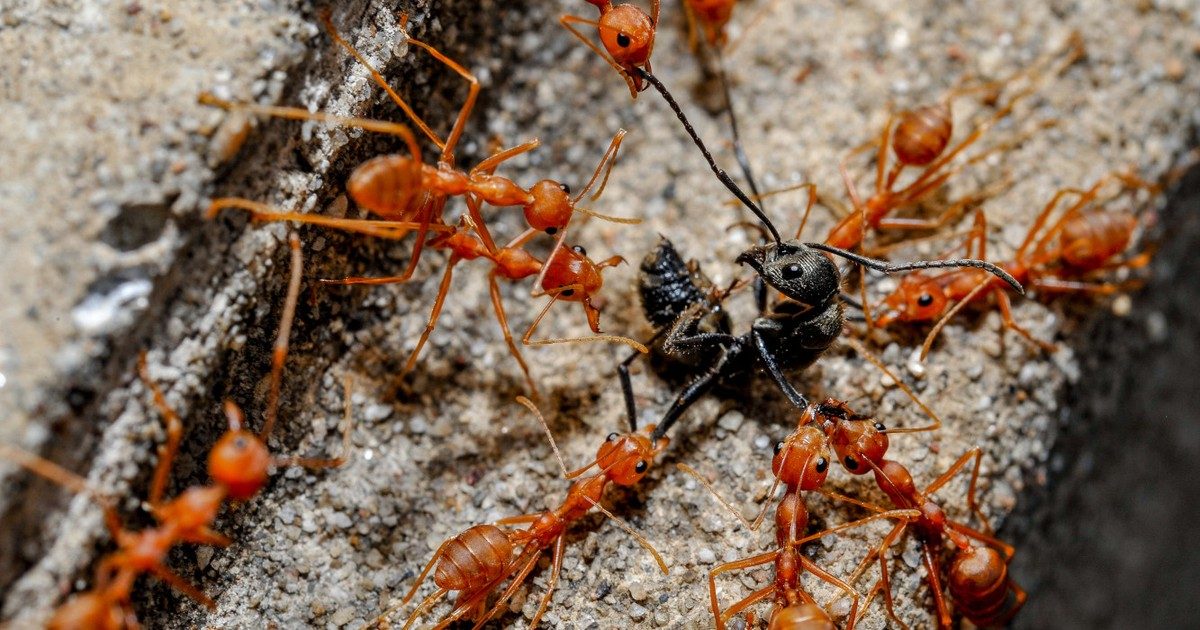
xmin=628 ymin=603 xmax=648 ymax=622
xmin=628 ymin=580 xmax=650 ymax=602
xmin=330 ymin=607 xmax=355 ymax=626
xmin=697 ymin=548 xmax=716 ymax=564
xmin=718 ymin=410 xmax=745 ymax=432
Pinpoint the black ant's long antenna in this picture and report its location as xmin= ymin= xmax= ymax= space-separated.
xmin=637 ymin=67 xmax=783 ymax=244
xmin=806 ymin=243 xmax=1026 ymax=294
xmin=713 ymin=48 xmax=764 ymax=217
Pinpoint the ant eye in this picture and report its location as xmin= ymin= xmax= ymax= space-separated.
xmin=545 ymin=227 xmax=558 ymax=235
xmin=874 ymin=422 xmax=886 ymax=432
xmin=572 ymin=245 xmax=587 ymax=256
xmin=561 ymin=289 xmax=575 ymax=297
xmin=917 ymin=293 xmax=934 ymax=307
xmin=607 ymin=432 xmax=619 ymax=442
xmin=233 ymin=437 xmax=247 ymax=450
xmin=559 ymin=182 xmax=571 ymax=194
xmin=774 ymin=441 xmax=785 ymax=455
xmin=844 ymin=456 xmax=858 ymax=470
xmin=782 ymin=264 xmax=803 ymax=279
xmin=616 ymin=32 xmax=631 ymax=48
xmin=815 ymin=458 xmax=828 ymax=473
xmin=634 ymin=460 xmax=648 ymax=473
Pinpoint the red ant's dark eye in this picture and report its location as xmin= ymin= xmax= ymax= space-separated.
xmin=559 ymin=183 xmax=571 ymax=194
xmin=616 ymin=33 xmax=631 ymax=48
xmin=572 ymin=245 xmax=587 ymax=256
xmin=634 ymin=460 xmax=647 ymax=473
xmin=233 ymin=437 xmax=248 ymax=450
xmin=917 ymin=293 xmax=934 ymax=307
xmin=561 ymin=289 xmax=575 ymax=297
xmin=607 ymin=432 xmax=619 ymax=442
xmin=815 ymin=458 xmax=828 ymax=474
xmin=844 ymin=456 xmax=858 ymax=470
xmin=546 ymin=227 xmax=558 ymax=235
xmin=874 ymin=422 xmax=887 ymax=432
xmin=774 ymin=441 xmax=785 ymax=455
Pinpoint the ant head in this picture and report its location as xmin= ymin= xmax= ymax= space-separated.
xmin=598 ymin=4 xmax=655 ymax=68
xmin=892 ymin=103 xmax=953 ymax=167
xmin=208 ymin=428 xmax=271 ymax=502
xmin=525 ymin=180 xmax=574 ymax=233
xmin=830 ymin=415 xmax=889 ymax=476
xmin=771 ymin=425 xmax=830 ymax=491
xmin=948 ymin=544 xmax=1007 ymax=599
xmin=736 ymin=240 xmax=840 ymax=310
xmin=877 ymin=275 xmax=947 ymax=326
xmin=597 ymin=428 xmax=665 ymax=486
xmin=48 ymin=592 xmax=122 ymax=630
xmin=769 ymin=603 xmax=832 ymax=629
xmin=347 ymin=154 xmax=423 ymax=217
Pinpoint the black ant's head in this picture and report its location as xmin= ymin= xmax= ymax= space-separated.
xmin=736 ymin=240 xmax=840 ymax=309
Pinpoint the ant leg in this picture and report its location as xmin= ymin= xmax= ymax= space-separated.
xmin=708 ymin=552 xmax=778 ymax=630
xmin=0 ymin=444 xmax=100 ymax=501
xmin=197 ymin=94 xmax=422 ymax=161
xmin=918 ymin=276 xmax=993 ymax=361
xmin=274 ymin=373 xmax=356 ymax=470
xmin=576 ymin=128 xmax=627 ymax=201
xmin=750 ymin=329 xmax=808 ymax=409
xmin=719 ymin=584 xmax=775 ymax=630
xmin=1030 ymin=277 xmax=1129 ymax=295
xmin=921 ymin=542 xmax=953 ymax=629
xmin=396 ymin=254 xmax=461 ymax=380
xmin=137 ymin=353 xmax=182 ymax=509
xmin=396 ymin=587 xmax=448 ymax=630
xmin=260 ymin=234 xmax=303 ymax=440
xmin=653 ymin=345 xmax=737 ymax=440
xmin=471 ymin=138 xmax=541 ymax=176
xmin=528 ymin=536 xmax=567 ymax=628
xmin=995 ymin=289 xmax=1057 ymax=352
xmin=472 ymin=550 xmax=542 ymax=629
xmin=206 ymin=198 xmax=450 ymax=239
xmin=676 ymin=463 xmax=756 ymax=531
xmin=799 ymin=557 xmax=859 ymax=630
xmin=318 ymin=9 xmax=445 ymax=151
xmin=947 ymin=521 xmax=1017 ymax=561
xmin=317 ymin=209 xmax=439 ymax=287
xmin=875 ymin=176 xmax=1011 ymax=235
xmin=521 ymin=289 xmax=649 ymax=353
xmin=149 ymin=565 xmax=215 ymax=609
xmin=924 ymin=447 xmax=992 ymax=531
xmin=489 ymin=272 xmax=537 ymax=396
xmin=559 ymin=14 xmax=639 ymax=97
xmin=1015 ymin=187 xmax=1090 ymax=259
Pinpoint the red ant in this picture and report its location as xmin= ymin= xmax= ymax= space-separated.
xmin=374 ymin=396 xmax=668 ymax=629
xmin=806 ymin=34 xmax=1085 ymax=252
xmin=0 ymin=235 xmax=351 ymax=628
xmin=681 ymin=0 xmax=780 ymax=53
xmin=873 ymin=170 xmax=1158 ymax=358
xmin=679 ymin=417 xmax=919 ymax=629
xmin=561 ymin=0 xmax=660 ymax=97
xmin=202 ymin=11 xmax=645 ymax=393
xmin=794 ymin=399 xmax=1024 ymax=629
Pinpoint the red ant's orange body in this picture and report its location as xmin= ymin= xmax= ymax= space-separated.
xmin=795 ymin=400 xmax=1023 ymax=629
xmin=826 ymin=36 xmax=1083 ymax=252
xmin=1 ymin=236 xmax=350 ymax=628
xmin=202 ymin=11 xmax=646 ymax=394
xmin=562 ymin=0 xmax=660 ymax=97
xmin=380 ymin=398 xmax=668 ymax=629
xmin=683 ymin=0 xmax=735 ymax=48
xmin=874 ymin=171 xmax=1157 ymax=357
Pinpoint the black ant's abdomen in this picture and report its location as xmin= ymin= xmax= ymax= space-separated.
xmin=638 ymin=237 xmax=714 ymax=330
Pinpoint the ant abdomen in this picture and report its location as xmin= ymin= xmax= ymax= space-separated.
xmin=1059 ymin=211 xmax=1136 ymax=269
xmin=345 ymin=155 xmax=423 ymax=218
xmin=892 ymin=103 xmax=953 ymax=167
xmin=638 ymin=237 xmax=715 ymax=330
xmin=433 ymin=524 xmax=515 ymax=592
xmin=948 ymin=545 xmax=1016 ymax=625
xmin=769 ymin=603 xmax=836 ymax=630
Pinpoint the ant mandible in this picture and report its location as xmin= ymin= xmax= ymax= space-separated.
xmin=561 ymin=0 xmax=660 ymax=98
xmin=873 ymin=170 xmax=1158 ymax=358
xmin=374 ymin=395 xmax=668 ymax=629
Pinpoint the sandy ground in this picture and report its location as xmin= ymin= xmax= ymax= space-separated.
xmin=0 ymin=0 xmax=1197 ymax=628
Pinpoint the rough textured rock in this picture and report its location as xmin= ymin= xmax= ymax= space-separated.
xmin=0 ymin=0 xmax=1196 ymax=628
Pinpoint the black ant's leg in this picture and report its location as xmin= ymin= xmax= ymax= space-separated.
xmin=751 ymin=329 xmax=809 ymax=409
xmin=839 ymin=292 xmax=864 ymax=311
xmin=651 ymin=340 xmax=747 ymax=442
xmin=617 ymin=329 xmax=666 ymax=432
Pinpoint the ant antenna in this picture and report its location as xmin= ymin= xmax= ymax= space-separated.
xmin=805 ymin=243 xmax=1025 ymax=294
xmin=636 ymin=67 xmax=782 ymax=244
xmin=714 ymin=48 xmax=766 ymax=218
xmin=261 ymin=233 xmax=304 ymax=440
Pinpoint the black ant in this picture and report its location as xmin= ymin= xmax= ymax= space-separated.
xmin=616 ymin=68 xmax=1023 ymax=444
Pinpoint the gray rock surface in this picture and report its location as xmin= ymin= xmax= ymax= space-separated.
xmin=0 ymin=0 xmax=1196 ymax=628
